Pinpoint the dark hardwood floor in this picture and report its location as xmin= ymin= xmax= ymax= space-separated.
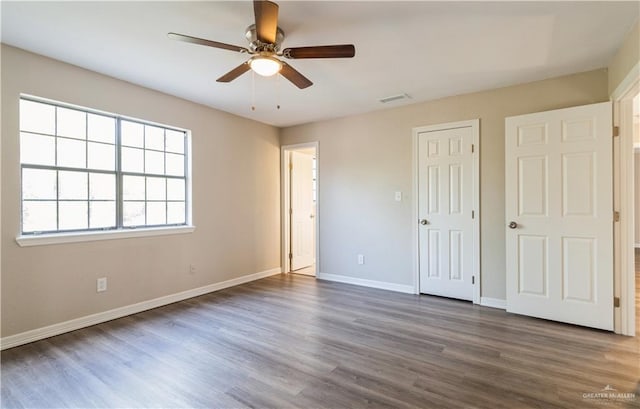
xmin=2 ymin=273 xmax=639 ymax=408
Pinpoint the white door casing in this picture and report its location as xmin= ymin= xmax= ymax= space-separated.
xmin=290 ymin=151 xmax=315 ymax=271
xmin=418 ymin=122 xmax=478 ymax=301
xmin=505 ymin=102 xmax=613 ymax=331
xmin=612 ymin=67 xmax=638 ymax=336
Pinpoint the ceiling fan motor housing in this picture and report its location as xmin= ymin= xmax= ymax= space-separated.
xmin=245 ymin=24 xmax=285 ymax=53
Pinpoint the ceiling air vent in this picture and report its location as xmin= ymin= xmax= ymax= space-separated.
xmin=379 ymin=93 xmax=411 ymax=104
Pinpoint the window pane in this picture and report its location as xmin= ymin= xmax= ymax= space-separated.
xmin=145 ymin=150 xmax=164 ymax=175
xmin=167 ymin=178 xmax=185 ymax=200
xmin=166 ymin=153 xmax=184 ymax=176
xmin=121 ymin=120 xmax=143 ymax=147
xmin=58 ymin=171 xmax=88 ymax=200
xmin=167 ymin=201 xmax=185 ymax=224
xmin=121 ymin=147 xmax=143 ymax=173
xmin=123 ymin=201 xmax=145 ymax=226
xmin=59 ymin=201 xmax=88 ymax=230
xmin=22 ymin=201 xmax=57 ymax=232
xmin=89 ymin=173 xmax=115 ymax=200
xmin=20 ymin=99 xmax=190 ymax=234
xmin=146 ymin=201 xmax=166 ymax=225
xmin=20 ymin=100 xmax=55 ymax=135
xmin=57 ymin=138 xmax=86 ymax=168
xmin=165 ymin=130 xmax=184 ymax=154
xmin=88 ymin=142 xmax=115 ymax=171
xmin=22 ymin=168 xmax=56 ymax=200
xmin=20 ymin=132 xmax=55 ymax=166
xmin=145 ymin=125 xmax=164 ymax=151
xmin=56 ymin=107 xmax=86 ymax=140
xmin=147 ymin=177 xmax=166 ymax=201
xmin=87 ymin=114 xmax=115 ymax=144
xmin=123 ymin=175 xmax=145 ymax=200
xmin=90 ymin=201 xmax=115 ymax=229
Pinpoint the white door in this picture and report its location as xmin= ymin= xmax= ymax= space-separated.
xmin=418 ymin=125 xmax=477 ymax=301
xmin=290 ymin=151 xmax=315 ymax=271
xmin=505 ymin=102 xmax=613 ymax=330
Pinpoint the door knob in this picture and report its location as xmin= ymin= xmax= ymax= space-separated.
xmin=420 ymin=219 xmax=429 ymax=225
xmin=310 ymin=214 xmax=315 ymax=219
xmin=508 ymin=221 xmax=518 ymax=229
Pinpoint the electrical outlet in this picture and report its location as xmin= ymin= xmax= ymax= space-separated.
xmin=395 ymin=191 xmax=402 ymax=201
xmin=97 ymin=277 xmax=107 ymax=293
xmin=189 ymin=264 xmax=196 ymax=275
xmin=357 ymin=254 xmax=365 ymax=265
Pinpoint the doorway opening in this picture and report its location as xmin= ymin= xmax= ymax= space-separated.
xmin=281 ymin=142 xmax=319 ymax=276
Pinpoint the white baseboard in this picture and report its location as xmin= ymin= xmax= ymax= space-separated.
xmin=480 ymin=297 xmax=507 ymax=310
xmin=316 ymin=272 xmax=415 ymax=294
xmin=1 ymin=267 xmax=281 ymax=350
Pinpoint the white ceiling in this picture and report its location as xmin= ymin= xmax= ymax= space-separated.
xmin=1 ymin=1 xmax=638 ymax=127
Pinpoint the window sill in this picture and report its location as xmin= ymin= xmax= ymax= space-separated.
xmin=16 ymin=225 xmax=196 ymax=247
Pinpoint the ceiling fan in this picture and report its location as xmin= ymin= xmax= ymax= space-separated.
xmin=168 ymin=0 xmax=355 ymax=89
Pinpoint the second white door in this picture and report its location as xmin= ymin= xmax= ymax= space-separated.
xmin=505 ymin=102 xmax=613 ymax=330
xmin=418 ymin=123 xmax=478 ymax=301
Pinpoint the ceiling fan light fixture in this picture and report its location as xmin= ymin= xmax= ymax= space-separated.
xmin=249 ymin=55 xmax=282 ymax=76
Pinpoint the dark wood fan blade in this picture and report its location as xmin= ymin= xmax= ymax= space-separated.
xmin=280 ymin=63 xmax=313 ymax=89
xmin=168 ymin=32 xmax=249 ymax=53
xmin=282 ymin=45 xmax=355 ymax=59
xmin=254 ymin=0 xmax=279 ymax=44
xmin=217 ymin=62 xmax=251 ymax=82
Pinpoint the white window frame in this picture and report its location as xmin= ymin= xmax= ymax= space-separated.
xmin=16 ymin=95 xmax=194 ymax=247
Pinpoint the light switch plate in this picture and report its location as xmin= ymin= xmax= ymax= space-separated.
xmin=395 ymin=191 xmax=402 ymax=201
xmin=97 ymin=277 xmax=107 ymax=292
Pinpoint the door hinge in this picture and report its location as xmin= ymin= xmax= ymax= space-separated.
xmin=472 ymin=276 xmax=475 ymax=285
xmin=614 ymin=211 xmax=620 ymax=222
xmin=613 ymin=126 xmax=619 ymax=137
xmin=289 ymin=208 xmax=293 ymax=215
xmin=289 ymin=162 xmax=293 ymax=170
xmin=471 ymin=144 xmax=475 ymax=153
xmin=614 ymin=297 xmax=620 ymax=308
xmin=288 ymin=253 xmax=293 ymax=260
xmin=471 ymin=210 xmax=475 ymax=219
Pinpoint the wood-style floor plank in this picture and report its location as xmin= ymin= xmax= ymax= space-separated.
xmin=2 ymin=270 xmax=639 ymax=408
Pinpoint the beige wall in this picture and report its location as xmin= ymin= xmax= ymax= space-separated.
xmin=1 ymin=45 xmax=281 ymax=337
xmin=281 ymin=69 xmax=609 ymax=300
xmin=608 ymin=19 xmax=639 ymax=95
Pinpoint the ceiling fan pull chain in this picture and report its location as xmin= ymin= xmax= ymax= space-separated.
xmin=251 ymin=70 xmax=256 ymax=111
xmin=276 ymin=73 xmax=281 ymax=110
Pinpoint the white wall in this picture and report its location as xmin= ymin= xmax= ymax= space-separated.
xmin=281 ymin=69 xmax=609 ymax=300
xmin=634 ymin=94 xmax=640 ymax=145
xmin=1 ymin=45 xmax=281 ymax=337
xmin=635 ymin=152 xmax=640 ymax=247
